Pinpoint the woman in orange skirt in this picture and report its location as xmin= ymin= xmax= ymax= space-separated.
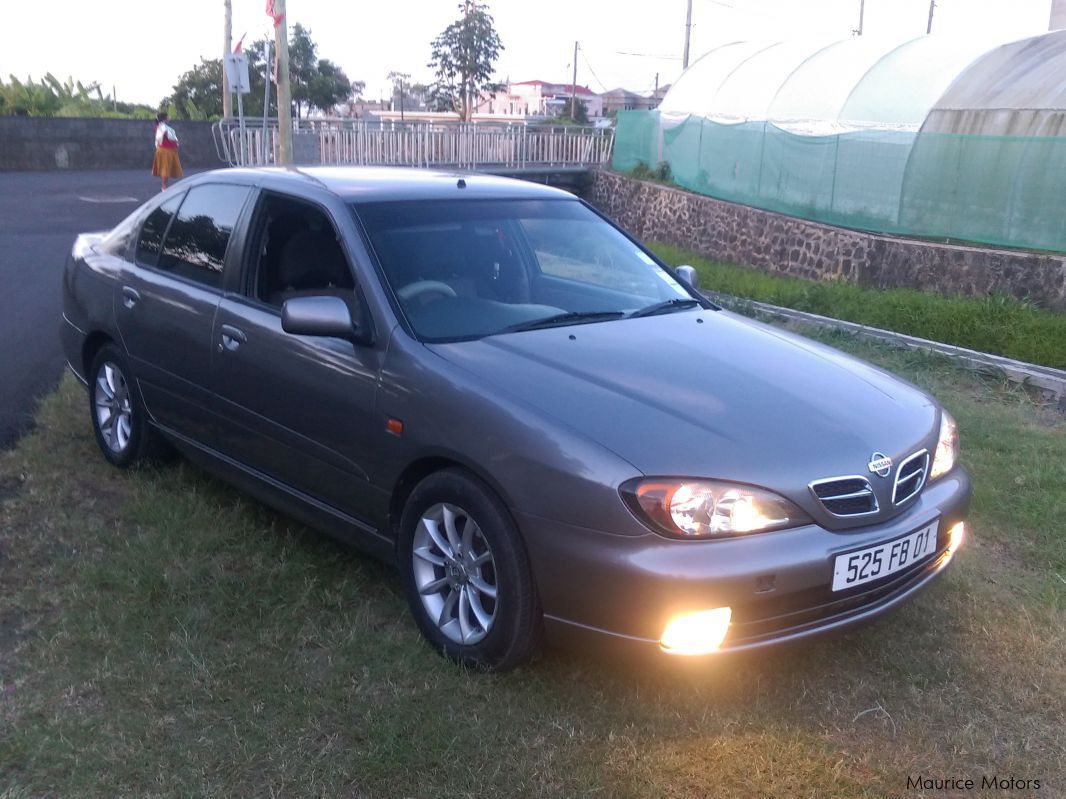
xmin=151 ymin=112 xmax=183 ymax=191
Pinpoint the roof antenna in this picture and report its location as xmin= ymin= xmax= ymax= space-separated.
xmin=457 ymin=178 xmax=467 ymax=189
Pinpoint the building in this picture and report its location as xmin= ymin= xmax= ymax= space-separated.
xmin=600 ymin=86 xmax=671 ymax=116
xmin=475 ymin=80 xmax=604 ymax=119
xmin=600 ymin=88 xmax=647 ymax=115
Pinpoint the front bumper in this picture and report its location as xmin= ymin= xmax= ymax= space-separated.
xmin=519 ymin=468 xmax=971 ymax=654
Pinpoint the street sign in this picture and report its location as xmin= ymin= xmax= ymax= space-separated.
xmin=224 ymin=54 xmax=251 ymax=94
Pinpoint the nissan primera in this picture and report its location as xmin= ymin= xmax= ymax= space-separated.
xmin=61 ymin=167 xmax=970 ymax=670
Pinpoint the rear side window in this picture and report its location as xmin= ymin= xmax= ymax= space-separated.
xmin=157 ymin=184 xmax=252 ymax=287
xmin=135 ymin=194 xmax=183 ymax=265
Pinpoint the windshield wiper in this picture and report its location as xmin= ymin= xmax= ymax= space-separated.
xmin=627 ymin=298 xmax=702 ymax=319
xmin=500 ymin=310 xmax=627 ymax=334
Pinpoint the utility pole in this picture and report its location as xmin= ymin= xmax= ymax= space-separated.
xmin=223 ymin=0 xmax=232 ymax=118
xmin=274 ymin=0 xmax=293 ymax=164
xmin=927 ymin=0 xmax=936 ymax=34
xmin=571 ymin=40 xmax=578 ymax=119
xmin=855 ymin=0 xmax=865 ymax=35
xmin=262 ymin=39 xmax=272 ymax=164
xmin=683 ymin=0 xmax=693 ymax=69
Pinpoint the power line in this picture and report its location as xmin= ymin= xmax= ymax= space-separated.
xmin=579 ymin=48 xmax=610 ymax=92
xmin=614 ymin=50 xmax=683 ymax=59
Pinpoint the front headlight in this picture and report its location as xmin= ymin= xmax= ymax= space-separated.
xmin=621 ymin=478 xmax=811 ymax=539
xmin=930 ymin=410 xmax=959 ymax=481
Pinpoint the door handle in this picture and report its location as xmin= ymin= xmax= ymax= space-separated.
xmin=219 ymin=324 xmax=247 ymax=352
xmin=121 ymin=286 xmax=140 ymax=309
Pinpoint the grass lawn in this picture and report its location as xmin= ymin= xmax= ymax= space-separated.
xmin=1 ymin=329 xmax=1064 ymax=797
xmin=651 ymin=243 xmax=1066 ymax=372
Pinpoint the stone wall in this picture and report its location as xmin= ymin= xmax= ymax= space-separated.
xmin=0 ymin=117 xmax=224 ymax=172
xmin=588 ymin=170 xmax=1066 ymax=312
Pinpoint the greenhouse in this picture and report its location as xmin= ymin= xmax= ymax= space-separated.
xmin=614 ymin=29 xmax=1066 ymax=252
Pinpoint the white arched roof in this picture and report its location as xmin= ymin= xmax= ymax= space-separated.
xmin=838 ymin=34 xmax=1002 ymax=127
xmin=658 ymin=40 xmax=778 ymax=120
xmin=922 ymin=29 xmax=1066 ymax=136
xmin=766 ymin=37 xmax=906 ymax=126
xmin=659 ymin=32 xmax=1032 ymax=135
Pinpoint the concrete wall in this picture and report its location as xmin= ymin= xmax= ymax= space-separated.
xmin=589 ymin=170 xmax=1066 ymax=312
xmin=0 ymin=117 xmax=224 ymax=171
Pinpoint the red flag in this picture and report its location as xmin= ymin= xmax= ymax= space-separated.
xmin=233 ymin=33 xmax=246 ymax=54
xmin=265 ymin=0 xmax=283 ymax=27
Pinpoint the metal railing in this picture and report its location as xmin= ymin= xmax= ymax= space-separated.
xmin=212 ymin=118 xmax=614 ymax=170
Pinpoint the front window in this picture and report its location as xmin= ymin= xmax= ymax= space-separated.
xmin=355 ymin=199 xmax=698 ymax=342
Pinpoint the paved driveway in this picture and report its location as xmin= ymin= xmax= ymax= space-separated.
xmin=0 ymin=169 xmax=197 ymax=447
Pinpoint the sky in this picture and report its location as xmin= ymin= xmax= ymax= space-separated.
xmin=1 ymin=0 xmax=1055 ymax=106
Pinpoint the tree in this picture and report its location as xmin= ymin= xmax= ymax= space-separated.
xmin=287 ymin=23 xmax=359 ymax=117
xmin=427 ymin=2 xmax=504 ymax=121
xmin=165 ymin=58 xmax=225 ymax=119
xmin=554 ymin=98 xmax=588 ymax=125
xmin=387 ymin=70 xmax=411 ymax=118
xmin=0 ymin=73 xmax=153 ymax=118
xmin=163 ymin=25 xmax=362 ymax=120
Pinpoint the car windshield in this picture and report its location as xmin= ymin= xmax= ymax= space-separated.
xmin=354 ymin=199 xmax=699 ymax=342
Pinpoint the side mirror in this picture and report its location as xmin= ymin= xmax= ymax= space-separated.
xmin=675 ymin=265 xmax=699 ymax=290
xmin=281 ymin=295 xmax=373 ymax=345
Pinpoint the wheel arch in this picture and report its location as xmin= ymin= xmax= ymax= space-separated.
xmin=82 ymin=330 xmax=118 ymax=379
xmin=388 ymin=454 xmax=522 ymax=542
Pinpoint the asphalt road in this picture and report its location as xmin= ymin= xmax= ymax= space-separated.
xmin=0 ymin=169 xmax=195 ymax=448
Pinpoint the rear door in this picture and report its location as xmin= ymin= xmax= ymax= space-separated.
xmin=117 ymin=183 xmax=253 ymax=444
xmin=208 ymin=191 xmax=388 ymax=527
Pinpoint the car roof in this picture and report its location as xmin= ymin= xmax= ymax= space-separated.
xmin=199 ymin=165 xmax=576 ymax=204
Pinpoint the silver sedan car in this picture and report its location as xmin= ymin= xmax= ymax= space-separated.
xmin=61 ymin=167 xmax=970 ymax=670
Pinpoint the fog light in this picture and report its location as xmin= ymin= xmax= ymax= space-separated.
xmin=947 ymin=521 xmax=965 ymax=556
xmin=660 ymin=607 xmax=732 ymax=655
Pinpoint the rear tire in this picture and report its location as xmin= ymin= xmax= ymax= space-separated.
xmin=398 ymin=468 xmax=541 ymax=671
xmin=88 ymin=344 xmax=171 ymax=468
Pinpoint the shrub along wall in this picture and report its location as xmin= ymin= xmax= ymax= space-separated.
xmin=0 ymin=117 xmax=223 ymax=171
xmin=588 ymin=169 xmax=1066 ymax=313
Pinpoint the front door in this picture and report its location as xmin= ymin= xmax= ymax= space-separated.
xmin=208 ymin=192 xmax=387 ymax=527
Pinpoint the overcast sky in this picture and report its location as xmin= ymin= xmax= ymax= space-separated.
xmin=1 ymin=0 xmax=1054 ymax=106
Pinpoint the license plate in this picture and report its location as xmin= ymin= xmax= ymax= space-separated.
xmin=832 ymin=520 xmax=940 ymax=591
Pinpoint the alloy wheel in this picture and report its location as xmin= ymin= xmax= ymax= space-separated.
xmin=411 ymin=502 xmax=499 ymax=645
xmin=94 ymin=362 xmax=133 ymax=453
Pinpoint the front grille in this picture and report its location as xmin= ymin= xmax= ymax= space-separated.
xmin=893 ymin=449 xmax=929 ymax=506
xmin=810 ymin=476 xmax=879 ymax=517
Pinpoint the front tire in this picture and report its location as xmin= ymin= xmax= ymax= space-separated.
xmin=399 ymin=469 xmax=541 ymax=671
xmin=88 ymin=344 xmax=169 ymax=468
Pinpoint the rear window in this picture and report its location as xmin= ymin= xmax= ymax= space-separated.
xmin=157 ymin=184 xmax=251 ymax=288
xmin=135 ymin=193 xmax=183 ymax=266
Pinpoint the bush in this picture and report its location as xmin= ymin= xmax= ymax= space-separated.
xmin=651 ymin=243 xmax=1066 ymax=371
xmin=629 ymin=161 xmax=673 ymax=184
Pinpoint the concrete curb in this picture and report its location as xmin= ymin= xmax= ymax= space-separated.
xmin=705 ymin=291 xmax=1066 ymax=409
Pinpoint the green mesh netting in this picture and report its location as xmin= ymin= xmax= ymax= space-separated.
xmin=613 ymin=110 xmax=1066 ymax=252
xmin=612 ymin=110 xmax=659 ymax=171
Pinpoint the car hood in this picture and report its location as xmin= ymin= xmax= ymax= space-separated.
xmin=427 ymin=310 xmax=937 ymax=493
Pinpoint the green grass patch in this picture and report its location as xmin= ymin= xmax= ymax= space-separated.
xmin=1 ymin=335 xmax=1064 ymax=796
xmin=652 ymin=243 xmax=1066 ymax=371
